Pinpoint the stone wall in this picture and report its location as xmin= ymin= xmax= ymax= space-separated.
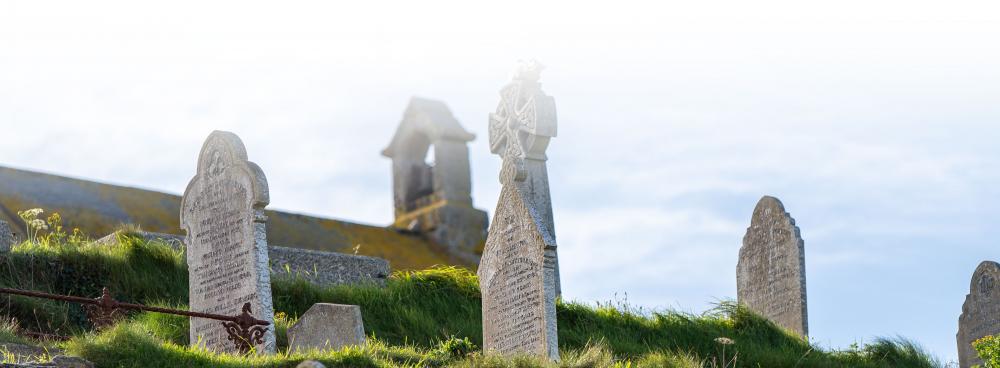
xmin=97 ymin=231 xmax=389 ymax=287
xmin=269 ymin=246 xmax=389 ymax=286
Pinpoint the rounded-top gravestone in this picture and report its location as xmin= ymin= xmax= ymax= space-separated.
xmin=181 ymin=131 xmax=276 ymax=354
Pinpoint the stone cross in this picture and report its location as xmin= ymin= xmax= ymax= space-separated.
xmin=478 ymin=61 xmax=559 ymax=361
xmin=181 ymin=131 xmax=276 ymax=354
xmin=0 ymin=220 xmax=13 ymax=251
xmin=489 ymin=61 xmax=561 ymax=297
xmin=957 ymin=261 xmax=1000 ymax=368
xmin=737 ymin=196 xmax=808 ymax=337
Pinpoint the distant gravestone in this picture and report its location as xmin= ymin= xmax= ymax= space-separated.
xmin=0 ymin=220 xmax=14 ymax=251
xmin=736 ymin=196 xmax=808 ymax=337
xmin=478 ymin=61 xmax=559 ymax=361
xmin=957 ymin=261 xmax=1000 ymax=368
xmin=181 ymin=131 xmax=276 ymax=354
xmin=287 ymin=304 xmax=366 ymax=352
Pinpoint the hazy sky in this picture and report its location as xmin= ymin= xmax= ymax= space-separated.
xmin=2 ymin=0 xmax=999 ymax=363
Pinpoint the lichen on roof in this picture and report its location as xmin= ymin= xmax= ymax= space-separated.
xmin=0 ymin=166 xmax=474 ymax=270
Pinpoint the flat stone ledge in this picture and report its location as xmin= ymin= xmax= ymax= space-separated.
xmin=270 ymin=246 xmax=389 ymax=287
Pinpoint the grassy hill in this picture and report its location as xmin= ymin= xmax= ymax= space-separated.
xmin=0 ymin=233 xmax=940 ymax=367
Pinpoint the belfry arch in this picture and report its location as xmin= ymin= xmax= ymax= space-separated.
xmin=382 ymin=97 xmax=488 ymax=257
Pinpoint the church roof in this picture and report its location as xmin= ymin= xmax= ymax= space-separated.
xmin=0 ymin=165 xmax=474 ymax=270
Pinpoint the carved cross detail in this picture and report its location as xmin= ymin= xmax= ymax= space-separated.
xmin=979 ymin=274 xmax=995 ymax=296
xmin=489 ymin=60 xmax=558 ymax=184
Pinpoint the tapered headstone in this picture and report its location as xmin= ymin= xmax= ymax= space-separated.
xmin=737 ymin=196 xmax=808 ymax=336
xmin=478 ymin=61 xmax=559 ymax=361
xmin=181 ymin=131 xmax=276 ymax=354
xmin=957 ymin=261 xmax=1000 ymax=368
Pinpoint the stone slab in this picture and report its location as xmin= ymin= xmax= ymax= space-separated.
xmin=288 ymin=303 xmax=366 ymax=352
xmin=736 ymin=196 xmax=808 ymax=337
xmin=957 ymin=261 xmax=1000 ymax=368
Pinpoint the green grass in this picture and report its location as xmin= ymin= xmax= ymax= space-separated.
xmin=974 ymin=335 xmax=999 ymax=368
xmin=0 ymin=233 xmax=942 ymax=367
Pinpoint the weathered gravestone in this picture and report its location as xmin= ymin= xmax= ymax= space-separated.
xmin=957 ymin=261 xmax=1000 ymax=368
xmin=287 ymin=304 xmax=366 ymax=352
xmin=181 ymin=131 xmax=276 ymax=354
xmin=736 ymin=196 xmax=808 ymax=337
xmin=478 ymin=61 xmax=559 ymax=361
xmin=0 ymin=220 xmax=14 ymax=251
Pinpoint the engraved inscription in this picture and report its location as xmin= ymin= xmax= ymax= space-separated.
xmin=481 ymin=195 xmax=546 ymax=356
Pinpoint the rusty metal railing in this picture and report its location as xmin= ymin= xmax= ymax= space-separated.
xmin=0 ymin=286 xmax=269 ymax=354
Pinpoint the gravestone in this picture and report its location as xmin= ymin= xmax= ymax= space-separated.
xmin=180 ymin=131 xmax=276 ymax=354
xmin=478 ymin=61 xmax=559 ymax=361
xmin=0 ymin=220 xmax=13 ymax=251
xmin=957 ymin=261 xmax=1000 ymax=368
xmin=736 ymin=196 xmax=808 ymax=336
xmin=287 ymin=304 xmax=366 ymax=352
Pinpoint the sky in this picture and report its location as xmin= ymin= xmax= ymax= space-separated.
xmin=1 ymin=0 xmax=999 ymax=363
